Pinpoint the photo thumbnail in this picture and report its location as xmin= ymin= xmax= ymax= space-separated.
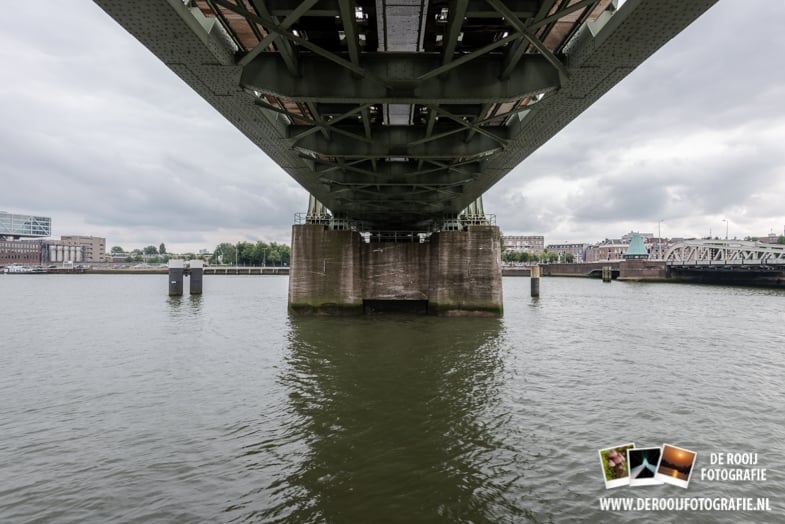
xmin=655 ymin=444 xmax=697 ymax=488
xmin=627 ymin=446 xmax=663 ymax=486
xmin=598 ymin=443 xmax=634 ymax=489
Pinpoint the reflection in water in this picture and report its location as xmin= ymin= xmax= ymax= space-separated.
xmin=229 ymin=316 xmax=530 ymax=523
xmin=166 ymin=295 xmax=203 ymax=316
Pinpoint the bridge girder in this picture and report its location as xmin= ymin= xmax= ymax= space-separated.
xmin=665 ymin=240 xmax=785 ymax=265
xmin=93 ymin=0 xmax=718 ymax=230
xmin=241 ymin=52 xmax=560 ymax=104
xmin=288 ymin=125 xmax=507 ymax=159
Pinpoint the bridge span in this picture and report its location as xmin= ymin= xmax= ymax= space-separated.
xmin=665 ymin=240 xmax=785 ymax=267
xmin=661 ymin=240 xmax=785 ymax=287
xmin=93 ymin=0 xmax=717 ymax=315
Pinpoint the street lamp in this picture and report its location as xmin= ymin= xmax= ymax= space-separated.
xmin=722 ymin=219 xmax=728 ymax=240
xmin=658 ymin=219 xmax=663 ymax=259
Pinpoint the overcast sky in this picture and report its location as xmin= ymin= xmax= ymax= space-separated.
xmin=2 ymin=2 xmax=784 ymax=253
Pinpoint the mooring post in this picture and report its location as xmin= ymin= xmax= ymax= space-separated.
xmin=189 ymin=260 xmax=203 ymax=295
xmin=531 ymin=264 xmax=540 ymax=297
xmin=602 ymin=266 xmax=612 ymax=282
xmin=168 ymin=259 xmax=185 ymax=296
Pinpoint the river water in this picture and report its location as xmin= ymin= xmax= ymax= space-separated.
xmin=0 ymin=274 xmax=782 ymax=523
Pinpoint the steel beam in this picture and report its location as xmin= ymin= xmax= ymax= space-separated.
xmin=93 ymin=0 xmax=718 ymax=231
xmin=241 ymin=53 xmax=560 ymax=103
xmin=288 ymin=125 xmax=507 ymax=158
xmin=262 ymin=0 xmax=538 ymax=18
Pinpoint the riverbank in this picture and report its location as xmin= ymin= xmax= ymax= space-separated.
xmin=504 ymin=260 xmax=785 ymax=287
xmin=2 ymin=266 xmax=289 ymax=276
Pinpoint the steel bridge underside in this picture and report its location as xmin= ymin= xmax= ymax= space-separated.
xmin=94 ymin=0 xmax=716 ymax=231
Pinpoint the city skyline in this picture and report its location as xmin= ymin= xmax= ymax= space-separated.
xmin=1 ymin=2 xmax=784 ymax=253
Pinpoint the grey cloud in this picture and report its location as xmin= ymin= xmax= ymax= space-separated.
xmin=2 ymin=1 xmax=784 ymax=249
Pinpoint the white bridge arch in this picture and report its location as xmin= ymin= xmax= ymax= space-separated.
xmin=664 ymin=240 xmax=785 ymax=266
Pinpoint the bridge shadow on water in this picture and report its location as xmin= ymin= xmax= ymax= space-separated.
xmin=226 ymin=315 xmax=539 ymax=523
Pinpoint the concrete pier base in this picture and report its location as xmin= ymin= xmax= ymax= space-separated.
xmin=168 ymin=259 xmax=185 ymax=296
xmin=530 ymin=265 xmax=540 ymax=297
xmin=189 ymin=260 xmax=203 ymax=295
xmin=288 ymin=224 xmax=503 ymax=316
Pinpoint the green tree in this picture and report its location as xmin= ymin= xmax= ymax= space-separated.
xmin=279 ymin=244 xmax=291 ymax=266
xmin=111 ymin=246 xmax=125 ymax=254
xmin=240 ymin=242 xmax=256 ymax=265
xmin=540 ymin=251 xmax=559 ymax=264
xmin=778 ymin=235 xmax=785 ymax=245
xmin=565 ymin=253 xmax=575 ymax=263
xmin=143 ymin=245 xmax=158 ymax=256
xmin=210 ymin=243 xmax=233 ymax=264
xmin=268 ymin=246 xmax=283 ymax=266
xmin=209 ymin=240 xmax=291 ymax=265
xmin=159 ymin=243 xmax=167 ymax=255
xmin=252 ymin=242 xmax=267 ymax=266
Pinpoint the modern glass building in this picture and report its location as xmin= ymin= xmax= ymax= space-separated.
xmin=0 ymin=211 xmax=51 ymax=238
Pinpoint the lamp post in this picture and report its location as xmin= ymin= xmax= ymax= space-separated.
xmin=658 ymin=219 xmax=663 ymax=260
xmin=722 ymin=219 xmax=728 ymax=240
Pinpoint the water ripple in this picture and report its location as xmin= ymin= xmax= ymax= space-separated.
xmin=1 ymin=276 xmax=783 ymax=522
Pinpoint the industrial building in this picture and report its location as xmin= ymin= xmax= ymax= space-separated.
xmin=60 ymin=236 xmax=106 ymax=263
xmin=0 ymin=211 xmax=101 ymax=266
xmin=0 ymin=211 xmax=51 ymax=239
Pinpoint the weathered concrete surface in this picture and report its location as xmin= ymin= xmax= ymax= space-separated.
xmin=538 ymin=260 xmax=665 ymax=280
xmin=363 ymin=241 xmax=430 ymax=301
xmin=540 ymin=262 xmax=621 ymax=277
xmin=428 ymin=226 xmax=503 ymax=316
xmin=288 ymin=224 xmax=503 ymax=316
xmin=617 ymin=260 xmax=667 ymax=281
xmin=288 ymin=224 xmax=364 ymax=315
xmin=168 ymin=259 xmax=185 ymax=296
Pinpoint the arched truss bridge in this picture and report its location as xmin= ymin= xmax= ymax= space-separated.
xmin=665 ymin=240 xmax=785 ymax=267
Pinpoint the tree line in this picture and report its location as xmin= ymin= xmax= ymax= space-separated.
xmin=108 ymin=241 xmax=291 ymax=266
xmin=210 ymin=241 xmax=291 ymax=266
xmin=501 ymin=250 xmax=573 ymax=264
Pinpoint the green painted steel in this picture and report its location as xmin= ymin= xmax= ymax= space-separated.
xmin=93 ymin=0 xmax=718 ymax=230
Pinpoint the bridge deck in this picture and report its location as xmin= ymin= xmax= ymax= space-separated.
xmin=93 ymin=0 xmax=716 ymax=229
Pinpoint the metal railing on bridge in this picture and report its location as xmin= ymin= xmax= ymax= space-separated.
xmin=294 ymin=212 xmax=495 ymax=243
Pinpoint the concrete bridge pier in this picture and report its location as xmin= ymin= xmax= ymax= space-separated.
xmin=288 ymin=224 xmax=503 ymax=316
xmin=189 ymin=260 xmax=203 ymax=295
xmin=168 ymin=259 xmax=185 ymax=296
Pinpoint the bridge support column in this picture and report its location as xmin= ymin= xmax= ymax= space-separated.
xmin=168 ymin=259 xmax=184 ymax=296
xmin=189 ymin=260 xmax=203 ymax=294
xmin=288 ymin=224 xmax=503 ymax=316
xmin=427 ymin=226 xmax=503 ymax=316
xmin=288 ymin=224 xmax=364 ymax=315
xmin=530 ymin=264 xmax=540 ymax=297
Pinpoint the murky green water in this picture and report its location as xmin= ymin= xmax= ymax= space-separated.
xmin=1 ymin=274 xmax=783 ymax=522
